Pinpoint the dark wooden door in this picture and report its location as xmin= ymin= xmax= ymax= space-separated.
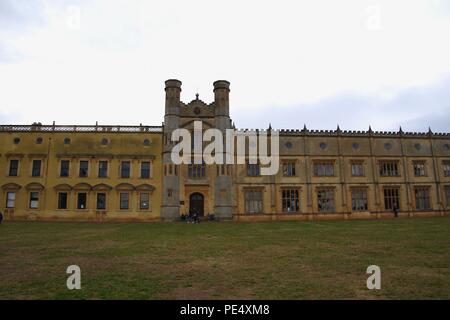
xmin=189 ymin=193 xmax=204 ymax=216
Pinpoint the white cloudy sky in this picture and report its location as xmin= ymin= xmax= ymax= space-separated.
xmin=1 ymin=0 xmax=450 ymax=132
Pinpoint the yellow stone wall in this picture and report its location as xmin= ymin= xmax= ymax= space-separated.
xmin=0 ymin=127 xmax=162 ymax=221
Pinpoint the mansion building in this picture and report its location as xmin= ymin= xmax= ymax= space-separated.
xmin=1 ymin=79 xmax=450 ymax=222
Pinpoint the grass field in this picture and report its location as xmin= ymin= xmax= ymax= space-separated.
xmin=0 ymin=217 xmax=449 ymax=300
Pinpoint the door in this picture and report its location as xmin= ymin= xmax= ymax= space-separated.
xmin=189 ymin=193 xmax=204 ymax=216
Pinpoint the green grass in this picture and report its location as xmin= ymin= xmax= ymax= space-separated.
xmin=0 ymin=217 xmax=449 ymax=299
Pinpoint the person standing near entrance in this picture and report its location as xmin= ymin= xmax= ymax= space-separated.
xmin=0 ymin=211 xmax=4 ymax=224
xmin=393 ymin=203 xmax=399 ymax=218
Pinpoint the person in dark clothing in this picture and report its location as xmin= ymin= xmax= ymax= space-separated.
xmin=0 ymin=211 xmax=3 ymax=224
xmin=393 ymin=203 xmax=399 ymax=218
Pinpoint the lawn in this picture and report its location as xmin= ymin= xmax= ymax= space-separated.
xmin=0 ymin=217 xmax=449 ymax=299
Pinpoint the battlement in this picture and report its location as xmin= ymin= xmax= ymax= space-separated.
xmin=0 ymin=123 xmax=163 ymax=133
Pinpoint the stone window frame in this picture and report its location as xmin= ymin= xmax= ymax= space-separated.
xmin=140 ymin=161 xmax=152 ymax=179
xmin=412 ymin=160 xmax=427 ymax=177
xmin=6 ymin=191 xmax=16 ymax=209
xmin=350 ymin=160 xmax=365 ymax=177
xmin=281 ymin=187 xmax=300 ymax=213
xmin=313 ymin=160 xmax=335 ymax=177
xmin=97 ymin=160 xmax=109 ymax=178
xmin=316 ymin=187 xmax=335 ymax=213
xmin=78 ymin=159 xmax=90 ymax=178
xmin=244 ymin=187 xmax=264 ymax=214
xmin=59 ymin=159 xmax=71 ymax=177
xmin=383 ymin=187 xmax=400 ymax=211
xmin=57 ymin=192 xmax=69 ymax=210
xmin=442 ymin=160 xmax=450 ymax=177
xmin=29 ymin=191 xmax=40 ymax=209
xmin=351 ymin=187 xmax=368 ymax=211
xmin=414 ymin=186 xmax=431 ymax=210
xmin=379 ymin=160 xmax=400 ymax=177
xmin=31 ymin=159 xmax=42 ymax=177
xmin=8 ymin=159 xmax=20 ymax=177
xmin=119 ymin=160 xmax=132 ymax=179
xmin=119 ymin=192 xmax=130 ymax=210
xmin=282 ymin=160 xmax=296 ymax=177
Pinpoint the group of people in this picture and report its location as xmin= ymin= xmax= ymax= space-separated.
xmin=180 ymin=212 xmax=217 ymax=223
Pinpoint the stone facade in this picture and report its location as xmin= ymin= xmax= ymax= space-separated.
xmin=1 ymin=79 xmax=450 ymax=221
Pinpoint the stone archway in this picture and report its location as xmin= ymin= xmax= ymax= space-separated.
xmin=189 ymin=193 xmax=204 ymax=216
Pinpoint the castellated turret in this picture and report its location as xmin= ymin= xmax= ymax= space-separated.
xmin=213 ymin=80 xmax=231 ymax=131
xmin=165 ymin=79 xmax=181 ymax=116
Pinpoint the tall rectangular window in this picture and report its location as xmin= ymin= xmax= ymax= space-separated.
xmin=247 ymin=163 xmax=260 ymax=177
xmin=245 ymin=190 xmax=263 ymax=213
xmin=98 ymin=161 xmax=108 ymax=178
xmin=351 ymin=161 xmax=364 ymax=176
xmin=79 ymin=160 xmax=89 ymax=177
xmin=140 ymin=161 xmax=151 ymax=178
xmin=351 ymin=188 xmax=368 ymax=211
xmin=282 ymin=189 xmax=299 ymax=212
xmin=379 ymin=161 xmax=399 ymax=176
xmin=282 ymin=162 xmax=296 ymax=176
xmin=77 ymin=193 xmax=87 ymax=209
xmin=58 ymin=192 xmax=68 ymax=209
xmin=140 ymin=193 xmax=150 ymax=210
xmin=413 ymin=161 xmax=426 ymax=177
xmin=120 ymin=161 xmax=131 ymax=178
xmin=313 ymin=161 xmax=334 ymax=176
xmin=6 ymin=192 xmax=16 ymax=208
xmin=119 ymin=193 xmax=129 ymax=210
xmin=446 ymin=187 xmax=450 ymax=208
xmin=60 ymin=160 xmax=70 ymax=177
xmin=29 ymin=192 xmax=39 ymax=209
xmin=317 ymin=189 xmax=335 ymax=212
xmin=443 ymin=161 xmax=450 ymax=177
xmin=384 ymin=188 xmax=400 ymax=210
xmin=188 ymin=164 xmax=205 ymax=178
xmin=32 ymin=160 xmax=41 ymax=177
xmin=415 ymin=187 xmax=431 ymax=210
xmin=9 ymin=160 xmax=19 ymax=176
xmin=96 ymin=193 xmax=106 ymax=210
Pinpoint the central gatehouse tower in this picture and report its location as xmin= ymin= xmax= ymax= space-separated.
xmin=161 ymin=79 xmax=235 ymax=220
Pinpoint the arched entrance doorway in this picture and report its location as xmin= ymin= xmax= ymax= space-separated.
xmin=189 ymin=193 xmax=204 ymax=216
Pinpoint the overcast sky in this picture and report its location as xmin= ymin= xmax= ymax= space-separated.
xmin=1 ymin=0 xmax=450 ymax=132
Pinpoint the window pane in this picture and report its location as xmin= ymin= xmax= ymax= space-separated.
xmin=98 ymin=161 xmax=108 ymax=178
xmin=140 ymin=193 xmax=150 ymax=210
xmin=351 ymin=163 xmax=364 ymax=176
xmin=120 ymin=193 xmax=129 ymax=210
xmin=351 ymin=188 xmax=368 ymax=211
xmin=32 ymin=160 xmax=41 ymax=177
xmin=283 ymin=162 xmax=296 ymax=176
xmin=121 ymin=161 xmax=131 ymax=178
xmin=79 ymin=161 xmax=89 ymax=177
xmin=282 ymin=189 xmax=299 ymax=212
xmin=446 ymin=187 xmax=450 ymax=208
xmin=9 ymin=160 xmax=19 ymax=176
xmin=6 ymin=192 xmax=16 ymax=208
xmin=380 ymin=161 xmax=399 ymax=176
xmin=384 ymin=188 xmax=400 ymax=210
xmin=96 ymin=193 xmax=106 ymax=210
xmin=29 ymin=192 xmax=39 ymax=209
xmin=58 ymin=192 xmax=68 ymax=209
xmin=245 ymin=190 xmax=263 ymax=213
xmin=317 ymin=189 xmax=335 ymax=212
xmin=77 ymin=193 xmax=87 ymax=209
xmin=141 ymin=162 xmax=150 ymax=178
xmin=314 ymin=162 xmax=334 ymax=176
xmin=60 ymin=160 xmax=70 ymax=177
xmin=415 ymin=188 xmax=431 ymax=210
